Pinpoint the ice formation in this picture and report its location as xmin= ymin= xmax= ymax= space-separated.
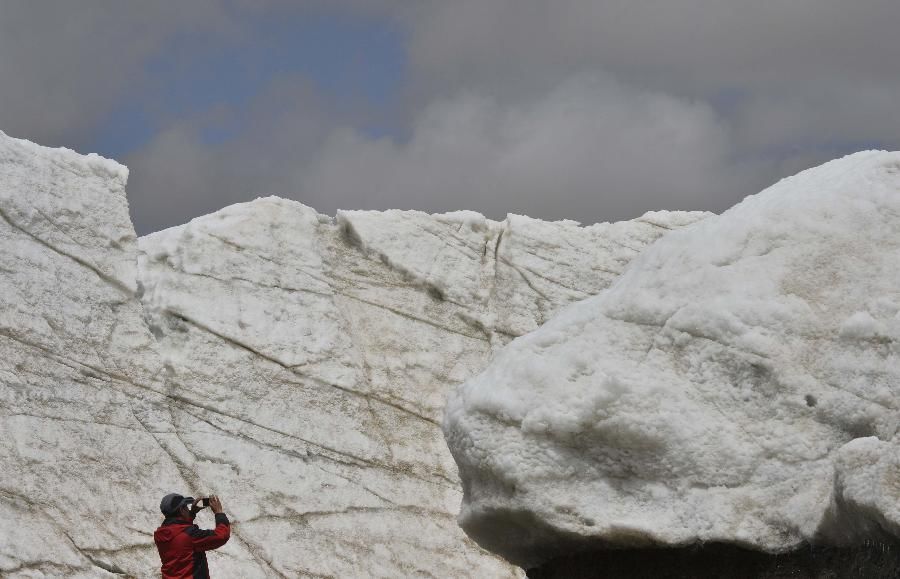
xmin=444 ymin=151 xmax=900 ymax=568
xmin=0 ymin=130 xmax=703 ymax=577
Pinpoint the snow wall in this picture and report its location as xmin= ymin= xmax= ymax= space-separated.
xmin=0 ymin=130 xmax=705 ymax=577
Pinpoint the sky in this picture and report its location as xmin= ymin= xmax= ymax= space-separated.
xmin=3 ymin=1 xmax=899 ymax=235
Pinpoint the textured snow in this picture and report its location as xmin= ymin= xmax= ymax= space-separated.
xmin=445 ymin=151 xmax=900 ymax=567
xmin=136 ymin=201 xmax=701 ymax=577
xmin=0 ymin=130 xmax=704 ymax=576
xmin=0 ymin=131 xmax=185 ymax=576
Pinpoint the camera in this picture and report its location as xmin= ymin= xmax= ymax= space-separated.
xmin=198 ymin=498 xmax=210 ymax=508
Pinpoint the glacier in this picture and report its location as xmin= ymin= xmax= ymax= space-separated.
xmin=0 ymin=130 xmax=705 ymax=577
xmin=444 ymin=150 xmax=900 ymax=571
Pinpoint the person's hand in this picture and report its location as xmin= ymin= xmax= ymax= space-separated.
xmin=209 ymin=495 xmax=223 ymax=514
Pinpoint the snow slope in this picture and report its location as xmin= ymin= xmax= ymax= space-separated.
xmin=445 ymin=151 xmax=900 ymax=567
xmin=0 ymin=130 xmax=704 ymax=576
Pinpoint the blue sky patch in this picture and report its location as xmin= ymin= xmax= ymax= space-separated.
xmin=87 ymin=7 xmax=406 ymax=158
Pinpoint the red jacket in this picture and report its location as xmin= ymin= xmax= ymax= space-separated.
xmin=154 ymin=512 xmax=231 ymax=578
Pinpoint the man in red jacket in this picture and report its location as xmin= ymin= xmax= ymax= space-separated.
xmin=154 ymin=493 xmax=230 ymax=578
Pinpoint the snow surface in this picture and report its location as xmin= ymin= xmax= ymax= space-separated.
xmin=444 ymin=151 xmax=900 ymax=567
xmin=0 ymin=130 xmax=183 ymax=576
xmin=0 ymin=130 xmax=704 ymax=576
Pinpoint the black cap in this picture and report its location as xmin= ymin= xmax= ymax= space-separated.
xmin=160 ymin=493 xmax=194 ymax=516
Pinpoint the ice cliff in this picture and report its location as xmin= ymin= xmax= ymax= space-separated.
xmin=444 ymin=150 xmax=900 ymax=570
xmin=0 ymin=130 xmax=704 ymax=577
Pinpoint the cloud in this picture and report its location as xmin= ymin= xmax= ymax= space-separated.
xmin=300 ymin=75 xmax=760 ymax=223
xmin=124 ymin=77 xmax=335 ymax=234
xmin=401 ymin=0 xmax=900 ymax=155
xmin=126 ymin=73 xmax=765 ymax=233
xmin=0 ymin=1 xmax=381 ymax=148
xmin=730 ymin=78 xmax=900 ymax=152
xmin=0 ymin=1 xmax=237 ymax=145
xmin=404 ymin=0 xmax=900 ymax=91
xmin=7 ymin=1 xmax=900 ymax=235
xmin=124 ymin=0 xmax=900 ymax=233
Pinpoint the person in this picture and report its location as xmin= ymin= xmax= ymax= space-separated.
xmin=154 ymin=493 xmax=230 ymax=579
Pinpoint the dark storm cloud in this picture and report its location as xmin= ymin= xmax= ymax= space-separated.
xmin=402 ymin=0 xmax=900 ymax=156
xmin=3 ymin=1 xmax=899 ymax=233
xmin=405 ymin=0 xmax=900 ymax=93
